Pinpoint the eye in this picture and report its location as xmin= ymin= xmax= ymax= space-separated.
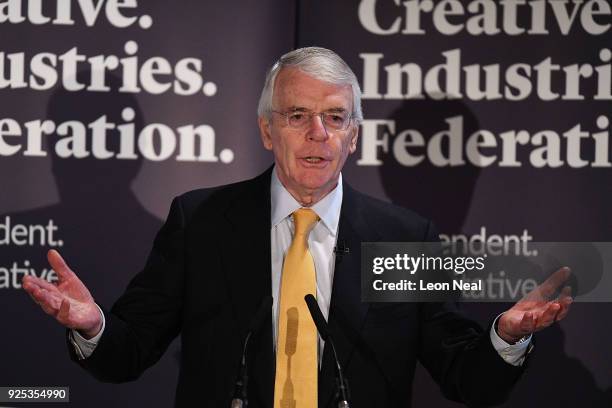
xmin=328 ymin=114 xmax=344 ymax=123
xmin=323 ymin=112 xmax=349 ymax=129
xmin=288 ymin=112 xmax=305 ymax=121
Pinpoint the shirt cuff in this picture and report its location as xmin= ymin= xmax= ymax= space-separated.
xmin=490 ymin=313 xmax=532 ymax=366
xmin=69 ymin=304 xmax=105 ymax=360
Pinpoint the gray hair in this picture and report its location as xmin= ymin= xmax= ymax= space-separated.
xmin=257 ymin=47 xmax=363 ymax=123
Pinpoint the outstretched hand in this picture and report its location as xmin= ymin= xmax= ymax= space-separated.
xmin=497 ymin=267 xmax=573 ymax=343
xmin=22 ymin=250 xmax=102 ymax=339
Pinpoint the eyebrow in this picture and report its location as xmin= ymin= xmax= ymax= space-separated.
xmin=285 ymin=106 xmax=308 ymax=112
xmin=284 ymin=106 xmax=349 ymax=113
xmin=326 ymin=107 xmax=348 ymax=113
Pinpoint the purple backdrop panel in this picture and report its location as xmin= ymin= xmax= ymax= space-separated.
xmin=0 ymin=1 xmax=293 ymax=407
xmin=299 ymin=0 xmax=612 ymax=406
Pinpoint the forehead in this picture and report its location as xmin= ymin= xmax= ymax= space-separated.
xmin=273 ymin=68 xmax=353 ymax=111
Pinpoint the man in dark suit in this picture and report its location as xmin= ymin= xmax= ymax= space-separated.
xmin=23 ymin=47 xmax=572 ymax=407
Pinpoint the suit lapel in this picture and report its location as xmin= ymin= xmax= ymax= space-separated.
xmin=221 ymin=168 xmax=275 ymax=407
xmin=319 ymin=183 xmax=380 ymax=407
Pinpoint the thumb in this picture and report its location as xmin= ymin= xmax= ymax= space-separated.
xmin=56 ymin=298 xmax=71 ymax=326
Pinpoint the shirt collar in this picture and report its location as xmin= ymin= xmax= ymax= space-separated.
xmin=270 ymin=166 xmax=343 ymax=235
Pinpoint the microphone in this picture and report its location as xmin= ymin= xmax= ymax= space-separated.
xmin=334 ymin=242 xmax=350 ymax=262
xmin=334 ymin=243 xmax=350 ymax=255
xmin=334 ymin=246 xmax=350 ymax=254
xmin=231 ymin=296 xmax=273 ymax=408
xmin=304 ymin=294 xmax=350 ymax=408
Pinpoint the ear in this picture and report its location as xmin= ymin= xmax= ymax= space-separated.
xmin=348 ymin=122 xmax=359 ymax=154
xmin=258 ymin=116 xmax=273 ymax=151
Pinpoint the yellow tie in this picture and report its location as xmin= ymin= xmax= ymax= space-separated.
xmin=274 ymin=208 xmax=320 ymax=408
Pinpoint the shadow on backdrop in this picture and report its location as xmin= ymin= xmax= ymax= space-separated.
xmin=0 ymin=71 xmax=179 ymax=408
xmin=379 ymin=97 xmax=480 ymax=233
xmin=376 ymin=98 xmax=609 ymax=407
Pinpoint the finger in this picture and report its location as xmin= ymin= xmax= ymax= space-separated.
xmin=519 ymin=311 xmax=535 ymax=333
xmin=554 ymin=286 xmax=573 ymax=321
xmin=558 ymin=286 xmax=573 ymax=302
xmin=22 ymin=276 xmax=46 ymax=302
xmin=40 ymin=301 xmax=58 ymax=316
xmin=22 ymin=277 xmax=62 ymax=307
xmin=555 ymin=303 xmax=572 ymax=322
xmin=537 ymin=302 xmax=561 ymax=329
xmin=29 ymin=285 xmax=62 ymax=311
xmin=539 ymin=267 xmax=571 ymax=299
xmin=561 ymin=298 xmax=573 ymax=309
xmin=23 ymin=284 xmax=44 ymax=306
xmin=23 ymin=274 xmax=59 ymax=294
xmin=555 ymin=295 xmax=573 ymax=321
xmin=47 ymin=249 xmax=76 ymax=282
xmin=22 ymin=275 xmax=37 ymax=295
xmin=33 ymin=289 xmax=60 ymax=316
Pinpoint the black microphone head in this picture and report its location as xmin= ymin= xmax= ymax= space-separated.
xmin=248 ymin=295 xmax=273 ymax=333
xmin=304 ymin=294 xmax=329 ymax=341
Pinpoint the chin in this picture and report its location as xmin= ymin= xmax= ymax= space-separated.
xmin=298 ymin=175 xmax=335 ymax=193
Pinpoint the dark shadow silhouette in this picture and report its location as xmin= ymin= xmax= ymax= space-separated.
xmin=0 ymin=71 xmax=178 ymax=408
xmin=379 ymin=98 xmax=481 ymax=233
xmin=605 ymin=386 xmax=612 ymax=404
xmin=499 ymin=324 xmax=611 ymax=407
xmin=375 ymin=98 xmax=611 ymax=407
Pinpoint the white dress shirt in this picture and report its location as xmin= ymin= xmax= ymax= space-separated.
xmin=270 ymin=167 xmax=343 ymax=358
xmin=72 ymin=168 xmax=531 ymax=366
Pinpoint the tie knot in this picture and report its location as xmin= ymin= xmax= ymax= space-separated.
xmin=292 ymin=208 xmax=319 ymax=237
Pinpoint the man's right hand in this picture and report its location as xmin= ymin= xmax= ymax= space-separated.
xmin=22 ymin=249 xmax=102 ymax=339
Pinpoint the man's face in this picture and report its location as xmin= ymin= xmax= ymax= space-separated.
xmin=258 ymin=68 xmax=359 ymax=204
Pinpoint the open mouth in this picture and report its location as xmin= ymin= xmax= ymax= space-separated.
xmin=304 ymin=156 xmax=325 ymax=163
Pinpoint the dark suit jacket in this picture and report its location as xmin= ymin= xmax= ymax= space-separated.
xmin=71 ymin=167 xmax=526 ymax=407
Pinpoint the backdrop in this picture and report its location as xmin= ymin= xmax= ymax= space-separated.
xmin=1 ymin=1 xmax=610 ymax=406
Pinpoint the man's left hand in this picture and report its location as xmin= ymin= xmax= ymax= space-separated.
xmin=497 ymin=267 xmax=573 ymax=343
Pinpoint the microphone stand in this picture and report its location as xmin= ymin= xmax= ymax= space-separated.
xmin=230 ymin=331 xmax=251 ymax=408
xmin=304 ymin=294 xmax=351 ymax=408
xmin=231 ymin=296 xmax=273 ymax=407
xmin=327 ymin=338 xmax=350 ymax=408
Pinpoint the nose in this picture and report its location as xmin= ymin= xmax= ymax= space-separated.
xmin=306 ymin=113 xmax=329 ymax=142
